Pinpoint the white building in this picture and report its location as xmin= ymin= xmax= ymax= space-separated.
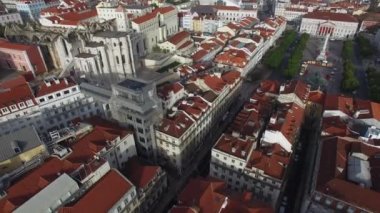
xmin=210 ymin=134 xmax=288 ymax=207
xmin=0 ymin=76 xmax=108 ymax=137
xmin=155 ymin=71 xmax=242 ymax=174
xmin=96 ymin=1 xmax=153 ymax=31
xmin=157 ymin=82 xmax=186 ymax=111
xmin=158 ymin=31 xmax=193 ymax=54
xmin=131 ymin=6 xmax=178 ymax=52
xmin=275 ymin=5 xmax=315 ymax=23
xmin=216 ymin=5 xmax=257 ymax=24
xmin=300 ymin=11 xmax=359 ymax=39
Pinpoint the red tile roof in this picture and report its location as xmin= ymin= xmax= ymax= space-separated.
xmin=35 ymin=77 xmax=76 ymax=97
xmin=158 ymin=111 xmax=194 ymax=138
xmin=303 ymin=11 xmax=358 ymax=23
xmin=203 ymin=74 xmax=226 ymax=93
xmin=258 ymin=80 xmax=280 ymax=95
xmin=221 ymin=71 xmax=240 ymax=85
xmin=0 ymin=158 xmax=81 ymax=213
xmin=316 ymin=137 xmax=380 ymax=212
xmin=132 ymin=6 xmax=175 ymax=24
xmin=132 ymin=11 xmax=157 ymax=24
xmin=308 ymin=90 xmax=325 ymax=105
xmin=268 ymin=103 xmax=305 ymax=143
xmin=157 ymin=82 xmax=184 ymax=100
xmin=67 ymin=119 xmax=132 ymax=163
xmin=168 ymin=31 xmax=190 ymax=45
xmin=321 ymin=116 xmax=352 ymax=138
xmin=59 ymin=170 xmax=134 ymax=213
xmin=279 ymin=80 xmax=310 ymax=102
xmin=192 ymin=49 xmax=209 ymax=62
xmin=214 ymin=134 xmax=254 ymax=159
xmin=177 ymin=177 xmax=273 ymax=213
xmin=324 ymin=94 xmax=354 ymax=116
xmin=246 ymin=148 xmax=289 ymax=180
xmin=170 ymin=206 xmax=197 ymax=213
xmin=123 ymin=156 xmax=161 ymax=189
xmin=214 ymin=5 xmax=240 ymax=10
xmin=0 ymin=76 xmax=36 ymax=109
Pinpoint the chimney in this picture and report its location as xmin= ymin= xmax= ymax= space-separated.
xmin=232 ymin=147 xmax=236 ymax=153
xmin=241 ymin=150 xmax=246 ymax=157
xmin=53 ymin=78 xmax=60 ymax=84
xmin=64 ymin=78 xmax=68 ymax=85
xmin=44 ymin=80 xmax=51 ymax=87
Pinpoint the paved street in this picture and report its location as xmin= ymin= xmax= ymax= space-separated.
xmin=300 ymin=38 xmax=344 ymax=93
xmin=154 ymin=66 xmax=272 ymax=213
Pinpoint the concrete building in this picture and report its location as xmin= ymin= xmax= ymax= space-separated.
xmin=300 ymin=11 xmax=359 ymax=39
xmin=131 ymin=6 xmax=178 ymax=53
xmin=155 ymin=71 xmax=242 ymax=174
xmin=0 ymin=39 xmax=48 ymax=77
xmin=0 ymin=126 xmax=47 ymax=175
xmin=110 ymin=78 xmax=163 ymax=161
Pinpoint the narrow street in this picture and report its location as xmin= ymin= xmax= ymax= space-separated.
xmin=154 ymin=66 xmax=273 ymax=213
xmin=277 ymin=107 xmax=322 ymax=213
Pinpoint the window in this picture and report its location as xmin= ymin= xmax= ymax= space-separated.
xmin=117 ymin=206 xmax=122 ymax=212
xmin=64 ymin=90 xmax=70 ymax=95
xmin=72 ymin=87 xmax=77 ymax=92
xmin=10 ymin=105 xmax=17 ymax=110
xmin=56 ymin=93 xmax=61 ymax=97
xmin=136 ymin=118 xmax=142 ymax=123
xmin=137 ymin=128 xmax=144 ymax=134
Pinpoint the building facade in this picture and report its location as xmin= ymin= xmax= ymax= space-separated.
xmin=300 ymin=11 xmax=359 ymax=39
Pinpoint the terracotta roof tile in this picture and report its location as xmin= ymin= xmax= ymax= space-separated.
xmin=303 ymin=11 xmax=358 ymax=23
xmin=168 ymin=31 xmax=190 ymax=45
xmin=59 ymin=170 xmax=133 ymax=213
xmin=35 ymin=77 xmax=76 ymax=97
xmin=123 ymin=156 xmax=161 ymax=189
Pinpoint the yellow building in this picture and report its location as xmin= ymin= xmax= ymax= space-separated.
xmin=0 ymin=126 xmax=47 ymax=175
xmin=192 ymin=17 xmax=203 ymax=33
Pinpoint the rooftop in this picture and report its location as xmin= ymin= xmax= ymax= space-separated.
xmin=123 ymin=156 xmax=161 ymax=189
xmin=35 ymin=76 xmax=76 ymax=97
xmin=303 ymin=11 xmax=358 ymax=23
xmin=117 ymin=78 xmax=147 ymax=91
xmin=214 ymin=134 xmax=254 ymax=160
xmin=59 ymin=170 xmax=134 ymax=213
xmin=0 ymin=126 xmax=44 ymax=162
xmin=316 ymin=137 xmax=380 ymax=212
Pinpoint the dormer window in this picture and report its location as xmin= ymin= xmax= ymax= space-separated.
xmin=1 ymin=107 xmax=9 ymax=114
xmin=18 ymin=102 xmax=26 ymax=109
xmin=10 ymin=105 xmax=17 ymax=111
xmin=26 ymin=100 xmax=34 ymax=107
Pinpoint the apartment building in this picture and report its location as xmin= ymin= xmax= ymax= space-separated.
xmin=0 ymin=119 xmax=138 ymax=213
xmin=0 ymin=40 xmax=47 ymax=77
xmin=210 ymin=81 xmax=291 ymax=207
xmin=59 ymin=169 xmax=139 ymax=213
xmin=0 ymin=76 xmax=108 ymax=137
xmin=155 ymin=71 xmax=242 ymax=174
xmin=171 ymin=177 xmax=273 ymax=212
xmin=308 ymin=136 xmax=380 ymax=213
xmin=110 ymin=78 xmax=163 ymax=161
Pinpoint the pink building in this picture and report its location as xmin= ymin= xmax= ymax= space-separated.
xmin=0 ymin=39 xmax=48 ymax=77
